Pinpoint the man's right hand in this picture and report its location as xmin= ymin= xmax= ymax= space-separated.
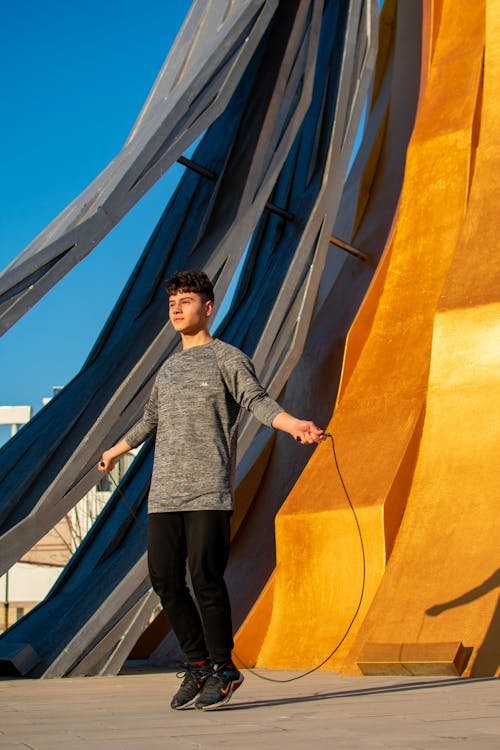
xmin=97 ymin=439 xmax=133 ymax=473
xmin=98 ymin=451 xmax=116 ymax=473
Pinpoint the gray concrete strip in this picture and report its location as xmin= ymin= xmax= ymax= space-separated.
xmin=0 ymin=671 xmax=498 ymax=749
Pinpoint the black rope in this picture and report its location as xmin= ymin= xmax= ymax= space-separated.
xmin=105 ymin=471 xmax=148 ymax=537
xmin=231 ymin=434 xmax=366 ymax=682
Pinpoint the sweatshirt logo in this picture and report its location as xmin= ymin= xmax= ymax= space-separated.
xmin=201 ymin=381 xmax=209 ymax=387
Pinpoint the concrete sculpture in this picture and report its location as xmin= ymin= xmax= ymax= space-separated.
xmin=1 ymin=0 xmax=496 ymax=680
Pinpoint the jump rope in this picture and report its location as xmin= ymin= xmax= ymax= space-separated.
xmin=100 ymin=432 xmax=366 ymax=683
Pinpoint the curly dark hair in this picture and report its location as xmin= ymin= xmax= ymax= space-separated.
xmin=164 ymin=270 xmax=214 ymax=303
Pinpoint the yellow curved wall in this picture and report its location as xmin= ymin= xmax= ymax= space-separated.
xmin=236 ymin=0 xmax=498 ymax=676
xmin=342 ymin=0 xmax=499 ymax=677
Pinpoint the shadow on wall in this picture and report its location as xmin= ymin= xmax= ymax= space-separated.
xmin=426 ymin=569 xmax=500 ymax=677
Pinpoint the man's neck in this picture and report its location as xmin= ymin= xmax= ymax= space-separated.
xmin=181 ymin=331 xmax=214 ymax=350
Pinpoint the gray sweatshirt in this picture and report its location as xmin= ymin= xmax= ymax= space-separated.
xmin=124 ymin=338 xmax=283 ymax=513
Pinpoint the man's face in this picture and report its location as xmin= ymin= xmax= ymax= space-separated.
xmin=168 ymin=290 xmax=213 ymax=334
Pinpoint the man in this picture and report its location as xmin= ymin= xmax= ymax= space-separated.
xmin=99 ymin=269 xmax=325 ymax=710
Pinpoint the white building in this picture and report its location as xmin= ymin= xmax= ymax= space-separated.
xmin=0 ymin=394 xmax=137 ymax=632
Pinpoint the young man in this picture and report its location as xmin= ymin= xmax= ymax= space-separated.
xmin=98 ymin=269 xmax=325 ymax=710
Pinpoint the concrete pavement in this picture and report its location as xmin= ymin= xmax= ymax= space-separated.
xmin=0 ymin=669 xmax=498 ymax=749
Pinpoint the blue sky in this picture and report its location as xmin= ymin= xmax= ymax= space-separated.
xmin=0 ymin=1 xmax=193 ymax=442
xmin=0 ymin=1 xmax=375 ymax=446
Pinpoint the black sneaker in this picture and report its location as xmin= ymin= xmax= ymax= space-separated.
xmin=194 ymin=662 xmax=244 ymax=710
xmin=170 ymin=660 xmax=211 ymax=710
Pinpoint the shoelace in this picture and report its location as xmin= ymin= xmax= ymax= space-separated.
xmin=175 ymin=662 xmax=209 ymax=684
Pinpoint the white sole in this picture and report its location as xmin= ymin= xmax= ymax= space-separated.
xmin=171 ymin=690 xmax=203 ymax=710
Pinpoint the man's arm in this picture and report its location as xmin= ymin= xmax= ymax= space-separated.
xmin=219 ymin=348 xmax=326 ymax=444
xmin=97 ymin=372 xmax=159 ymax=473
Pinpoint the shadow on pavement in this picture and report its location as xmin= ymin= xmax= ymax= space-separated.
xmin=224 ymin=675 xmax=498 ymax=711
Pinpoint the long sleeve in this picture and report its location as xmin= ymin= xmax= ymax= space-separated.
xmin=124 ymin=372 xmax=159 ymax=448
xmin=217 ymin=347 xmax=283 ymax=428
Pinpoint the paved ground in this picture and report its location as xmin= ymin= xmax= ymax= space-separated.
xmin=0 ymin=670 xmax=498 ymax=749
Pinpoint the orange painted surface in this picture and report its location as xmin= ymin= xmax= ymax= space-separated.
xmin=342 ymin=0 xmax=499 ymax=677
xmin=233 ymin=574 xmax=275 ymax=670
xmin=236 ymin=0 xmax=498 ymax=675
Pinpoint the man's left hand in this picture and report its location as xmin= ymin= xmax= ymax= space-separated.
xmin=292 ymin=419 xmax=326 ymax=445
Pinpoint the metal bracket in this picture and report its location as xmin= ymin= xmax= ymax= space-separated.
xmin=177 ymin=157 xmax=296 ymax=222
xmin=329 ymin=235 xmax=371 ymax=262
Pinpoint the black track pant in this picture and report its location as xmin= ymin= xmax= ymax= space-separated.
xmin=147 ymin=510 xmax=233 ymax=663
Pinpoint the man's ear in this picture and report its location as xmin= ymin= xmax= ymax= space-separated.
xmin=205 ymin=299 xmax=214 ymax=317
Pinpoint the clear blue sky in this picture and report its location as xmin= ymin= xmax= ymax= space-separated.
xmin=0 ymin=1 xmax=193 ymax=442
